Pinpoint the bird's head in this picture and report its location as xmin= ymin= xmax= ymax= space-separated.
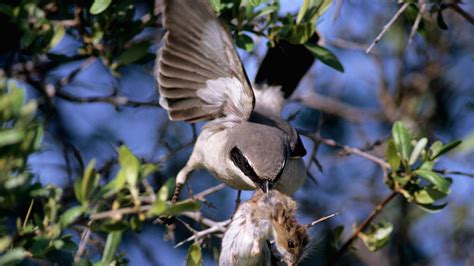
xmin=229 ymin=123 xmax=288 ymax=191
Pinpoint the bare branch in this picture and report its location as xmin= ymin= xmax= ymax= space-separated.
xmin=291 ymin=91 xmax=382 ymax=122
xmin=74 ymin=225 xmax=91 ymax=263
xmin=55 ymin=90 xmax=160 ymax=107
xmin=446 ymin=2 xmax=474 ymax=25
xmin=330 ymin=191 xmax=399 ymax=264
xmin=307 ymin=212 xmax=340 ymax=228
xmin=407 ymin=0 xmax=426 ymax=47
xmin=300 ymin=130 xmax=391 ymax=172
xmin=366 ymin=2 xmax=410 ymax=54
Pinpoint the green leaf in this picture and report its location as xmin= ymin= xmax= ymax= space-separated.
xmin=249 ymin=0 xmax=268 ymax=7
xmin=118 ymin=145 xmax=140 ymax=187
xmin=432 ymin=140 xmax=462 ymax=160
xmin=0 ymin=248 xmax=27 ymax=265
xmin=116 ymin=41 xmax=151 ymax=66
xmin=392 ymin=121 xmax=411 ymax=161
xmin=0 ymin=129 xmax=24 ymax=146
xmin=386 ymin=140 xmax=400 ymax=170
xmin=428 ymin=141 xmax=443 ymax=160
xmin=90 ymin=0 xmax=112 ymax=15
xmin=414 ymin=186 xmax=449 ymax=205
xmin=186 ymin=242 xmax=203 ymax=266
xmin=297 ymin=0 xmax=311 ymax=24
xmin=146 ymin=199 xmax=167 ymax=217
xmin=419 ymin=161 xmax=434 ymax=171
xmin=409 ymin=137 xmax=427 ymax=165
xmin=164 ymin=201 xmax=201 ymax=216
xmin=140 ymin=164 xmax=157 ymax=178
xmin=100 ymin=221 xmax=130 ymax=233
xmin=74 ymin=178 xmax=84 ymax=204
xmin=81 ymin=160 xmax=99 ymax=202
xmin=415 ymin=169 xmax=451 ymax=194
xmin=49 ymin=25 xmax=65 ymax=49
xmin=415 ymin=202 xmax=448 ymax=213
xmin=235 ymin=34 xmax=254 ymax=52
xmin=0 ymin=236 xmax=12 ymax=253
xmin=209 ymin=0 xmax=221 ymax=12
xmin=157 ymin=178 xmax=175 ymax=202
xmin=60 ymin=206 xmax=85 ymax=227
xmin=305 ymin=43 xmax=344 ymax=72
xmin=101 ymin=232 xmax=122 ymax=265
xmin=358 ymin=221 xmax=393 ymax=252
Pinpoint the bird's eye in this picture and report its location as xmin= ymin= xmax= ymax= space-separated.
xmin=287 ymin=240 xmax=295 ymax=249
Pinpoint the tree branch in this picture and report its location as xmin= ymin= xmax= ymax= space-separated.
xmin=330 ymin=191 xmax=399 ymax=264
xmin=366 ymin=2 xmax=410 ymax=54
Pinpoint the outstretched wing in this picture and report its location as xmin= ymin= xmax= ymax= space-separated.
xmin=158 ymin=0 xmax=255 ymax=122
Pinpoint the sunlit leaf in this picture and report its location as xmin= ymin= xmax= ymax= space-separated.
xmin=164 ymin=200 xmax=201 ymax=216
xmin=90 ymin=0 xmax=112 ymax=15
xmin=81 ymin=160 xmax=99 ymax=202
xmin=386 ymin=140 xmax=400 ymax=171
xmin=49 ymin=25 xmax=65 ymax=50
xmin=249 ymin=0 xmax=268 ymax=7
xmin=0 ymin=248 xmax=27 ymax=265
xmin=392 ymin=121 xmax=411 ymax=161
xmin=186 ymin=242 xmax=203 ymax=266
xmin=101 ymin=232 xmax=122 ymax=265
xmin=432 ymin=140 xmax=462 ymax=160
xmin=305 ymin=43 xmax=344 ymax=72
xmin=0 ymin=129 xmax=24 ymax=146
xmin=415 ymin=169 xmax=451 ymax=194
xmin=0 ymin=237 xmax=12 ymax=253
xmin=409 ymin=137 xmax=427 ymax=165
xmin=146 ymin=199 xmax=167 ymax=217
xmin=60 ymin=206 xmax=85 ymax=227
xmin=297 ymin=0 xmax=311 ymax=24
xmin=358 ymin=221 xmax=393 ymax=251
xmin=209 ymin=0 xmax=221 ymax=12
xmin=428 ymin=141 xmax=443 ymax=160
xmin=118 ymin=145 xmax=140 ymax=187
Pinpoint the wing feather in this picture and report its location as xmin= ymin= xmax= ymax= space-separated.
xmin=158 ymin=0 xmax=254 ymax=122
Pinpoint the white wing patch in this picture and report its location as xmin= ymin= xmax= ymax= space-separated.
xmin=197 ymin=77 xmax=254 ymax=119
xmin=253 ymin=84 xmax=285 ymax=116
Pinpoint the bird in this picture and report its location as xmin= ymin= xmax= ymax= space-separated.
xmin=157 ymin=0 xmax=309 ymax=202
xmin=219 ymin=190 xmax=308 ymax=266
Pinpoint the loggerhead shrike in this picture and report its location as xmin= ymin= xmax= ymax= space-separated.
xmin=157 ymin=0 xmax=308 ymax=201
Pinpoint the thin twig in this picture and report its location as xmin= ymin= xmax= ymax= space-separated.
xmin=55 ymin=90 xmax=160 ymax=107
xmin=299 ymin=130 xmax=391 ymax=179
xmin=174 ymin=220 xmax=230 ymax=248
xmin=307 ymin=212 xmax=340 ymax=228
xmin=330 ymin=191 xmax=399 ymax=264
xmin=193 ymin=183 xmax=226 ymax=201
xmin=446 ymin=2 xmax=474 ymax=25
xmin=74 ymin=226 xmax=91 ymax=262
xmin=407 ymin=0 xmax=426 ymax=47
xmin=366 ymin=2 xmax=410 ymax=54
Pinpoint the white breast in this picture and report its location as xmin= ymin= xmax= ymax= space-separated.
xmin=219 ymin=203 xmax=272 ymax=266
xmin=194 ymin=127 xmax=257 ymax=190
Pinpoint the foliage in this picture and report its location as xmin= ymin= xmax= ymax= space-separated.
xmin=0 ymin=81 xmax=200 ymax=264
xmin=0 ymin=0 xmax=472 ymax=265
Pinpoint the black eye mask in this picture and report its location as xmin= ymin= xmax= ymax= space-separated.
xmin=230 ymin=146 xmax=287 ymax=192
xmin=230 ymin=146 xmax=266 ymax=191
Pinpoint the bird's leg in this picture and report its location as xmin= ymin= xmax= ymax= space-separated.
xmin=233 ymin=190 xmax=242 ymax=213
xmin=172 ymin=163 xmax=195 ymax=203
